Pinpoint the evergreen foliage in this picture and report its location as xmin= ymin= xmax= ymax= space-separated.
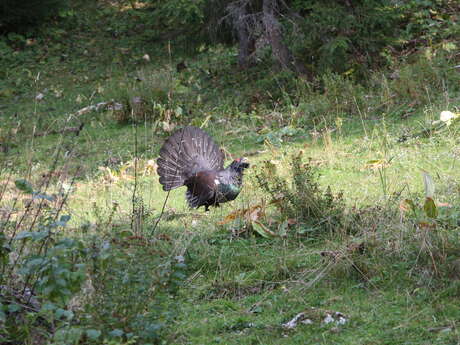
xmin=141 ymin=0 xmax=233 ymax=50
xmin=138 ymin=0 xmax=459 ymax=75
xmin=289 ymin=0 xmax=459 ymax=74
xmin=0 ymin=0 xmax=68 ymax=33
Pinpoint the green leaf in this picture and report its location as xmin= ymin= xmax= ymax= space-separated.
xmin=15 ymin=179 xmax=33 ymax=194
xmin=42 ymin=285 xmax=55 ymax=296
xmin=63 ymin=310 xmax=74 ymax=320
xmin=86 ymin=329 xmax=101 ymax=340
xmin=0 ymin=305 xmax=5 ymax=322
xmin=31 ymin=231 xmax=49 ymax=241
xmin=55 ymin=308 xmax=73 ymax=320
xmin=41 ymin=302 xmax=57 ymax=312
xmin=423 ymin=197 xmax=438 ymax=219
xmin=53 ymin=327 xmax=83 ymax=343
xmin=109 ymin=329 xmax=124 ymax=338
xmin=278 ymin=220 xmax=289 ymax=237
xmin=27 ymin=257 xmax=46 ymax=268
xmin=400 ymin=199 xmax=417 ymax=214
xmin=14 ymin=231 xmax=33 ymax=240
xmin=56 ymin=278 xmax=68 ymax=287
xmin=60 ymin=215 xmax=71 ymax=223
xmin=33 ymin=192 xmax=55 ymax=201
xmin=8 ymin=303 xmax=22 ymax=312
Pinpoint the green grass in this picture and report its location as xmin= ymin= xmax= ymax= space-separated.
xmin=1 ymin=2 xmax=460 ymax=344
xmin=174 ymin=281 xmax=460 ymax=344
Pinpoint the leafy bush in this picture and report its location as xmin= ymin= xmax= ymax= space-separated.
xmin=256 ymin=152 xmax=346 ymax=236
xmin=388 ymin=47 xmax=460 ymax=104
xmin=0 ymin=178 xmax=87 ymax=344
xmin=140 ymin=0 xmax=232 ymax=50
xmin=80 ymin=234 xmax=187 ymax=344
xmin=290 ymin=0 xmax=460 ymax=75
xmin=0 ymin=173 xmax=188 ymax=344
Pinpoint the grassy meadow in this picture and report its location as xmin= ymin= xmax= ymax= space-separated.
xmin=1 ymin=2 xmax=460 ymax=344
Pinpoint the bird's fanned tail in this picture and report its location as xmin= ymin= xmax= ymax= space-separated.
xmin=157 ymin=126 xmax=224 ymax=191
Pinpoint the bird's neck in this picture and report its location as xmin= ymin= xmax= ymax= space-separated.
xmin=220 ymin=167 xmax=243 ymax=185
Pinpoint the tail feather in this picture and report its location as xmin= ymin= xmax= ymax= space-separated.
xmin=157 ymin=126 xmax=224 ymax=191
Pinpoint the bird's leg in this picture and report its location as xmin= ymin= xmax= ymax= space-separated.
xmin=205 ymin=205 xmax=210 ymax=212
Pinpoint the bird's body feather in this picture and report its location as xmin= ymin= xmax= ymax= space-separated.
xmin=157 ymin=126 xmax=249 ymax=210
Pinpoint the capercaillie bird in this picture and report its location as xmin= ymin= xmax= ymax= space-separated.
xmin=157 ymin=126 xmax=249 ymax=211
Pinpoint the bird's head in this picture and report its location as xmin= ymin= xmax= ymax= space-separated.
xmin=229 ymin=157 xmax=250 ymax=173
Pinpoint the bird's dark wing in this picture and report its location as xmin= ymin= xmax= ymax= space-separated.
xmin=185 ymin=170 xmax=218 ymax=208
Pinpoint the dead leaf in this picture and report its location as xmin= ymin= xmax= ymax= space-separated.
xmin=218 ymin=208 xmax=246 ymax=225
xmin=287 ymin=218 xmax=297 ymax=225
xmin=437 ymin=202 xmax=451 ymax=208
xmin=247 ymin=205 xmax=263 ymax=222
xmin=363 ymin=159 xmax=390 ymax=170
xmin=252 ymin=221 xmax=277 ymax=238
xmin=418 ymin=221 xmax=436 ymax=230
xmin=400 ymin=199 xmax=416 ymax=213
xmin=219 ymin=202 xmax=267 ymax=225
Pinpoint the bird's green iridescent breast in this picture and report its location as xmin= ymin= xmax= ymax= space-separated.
xmin=217 ymin=183 xmax=241 ymax=202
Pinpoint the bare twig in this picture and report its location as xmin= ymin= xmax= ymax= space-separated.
xmin=33 ymin=123 xmax=84 ymax=138
xmin=131 ymin=118 xmax=139 ymax=233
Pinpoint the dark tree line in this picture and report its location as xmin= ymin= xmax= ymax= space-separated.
xmin=2 ymin=0 xmax=456 ymax=77
xmin=0 ymin=0 xmax=67 ymax=33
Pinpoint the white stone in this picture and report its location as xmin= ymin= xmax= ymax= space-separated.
xmin=440 ymin=111 xmax=456 ymax=122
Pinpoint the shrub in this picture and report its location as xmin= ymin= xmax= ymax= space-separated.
xmin=389 ymin=48 xmax=460 ymax=104
xmin=291 ymin=0 xmax=460 ymax=75
xmin=255 ymin=151 xmax=346 ymax=236
xmin=0 ymin=173 xmax=188 ymax=344
xmin=83 ymin=239 xmax=187 ymax=343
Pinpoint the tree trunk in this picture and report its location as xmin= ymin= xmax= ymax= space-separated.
xmin=227 ymin=0 xmax=255 ymax=69
xmin=262 ymin=0 xmax=307 ymax=74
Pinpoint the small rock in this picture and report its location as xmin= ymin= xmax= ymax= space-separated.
xmin=323 ymin=314 xmax=334 ymax=324
xmin=175 ymin=255 xmax=185 ymax=264
xmin=132 ymin=96 xmax=142 ymax=104
xmin=283 ymin=312 xmax=307 ymax=329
